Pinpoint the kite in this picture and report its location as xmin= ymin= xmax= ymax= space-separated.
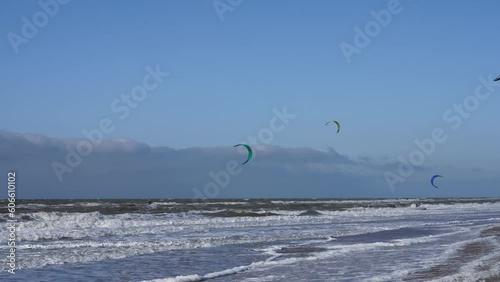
xmin=494 ymin=75 xmax=500 ymax=82
xmin=325 ymin=120 xmax=340 ymax=133
xmin=234 ymin=144 xmax=253 ymax=165
xmin=430 ymin=175 xmax=443 ymax=189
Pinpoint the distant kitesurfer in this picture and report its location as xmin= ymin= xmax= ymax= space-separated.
xmin=234 ymin=144 xmax=253 ymax=165
xmin=325 ymin=120 xmax=341 ymax=133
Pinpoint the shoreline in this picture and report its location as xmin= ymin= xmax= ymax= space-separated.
xmin=405 ymin=225 xmax=500 ymax=281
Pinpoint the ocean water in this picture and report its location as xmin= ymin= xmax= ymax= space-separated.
xmin=1 ymin=198 xmax=499 ymax=282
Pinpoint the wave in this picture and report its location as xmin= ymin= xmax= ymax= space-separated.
xmin=365 ymin=224 xmax=500 ymax=282
xmin=1 ymin=201 xmax=498 ymax=274
xmin=201 ymin=210 xmax=280 ymax=217
xmin=141 ymin=233 xmax=456 ymax=282
xmin=7 ymin=198 xmax=500 ymax=216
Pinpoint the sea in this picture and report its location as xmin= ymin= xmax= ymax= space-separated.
xmin=1 ymin=198 xmax=499 ymax=282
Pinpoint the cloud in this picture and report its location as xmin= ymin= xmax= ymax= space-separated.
xmin=0 ymin=130 xmax=497 ymax=199
xmin=0 ymin=130 xmax=150 ymax=154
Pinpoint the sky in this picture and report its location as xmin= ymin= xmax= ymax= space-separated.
xmin=1 ymin=0 xmax=499 ymax=199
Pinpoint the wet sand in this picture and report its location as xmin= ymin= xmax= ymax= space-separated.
xmin=404 ymin=225 xmax=500 ymax=281
xmin=481 ymin=227 xmax=500 ymax=282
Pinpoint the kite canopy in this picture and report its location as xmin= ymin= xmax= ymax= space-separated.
xmin=325 ymin=120 xmax=340 ymax=133
xmin=234 ymin=144 xmax=253 ymax=165
xmin=430 ymin=175 xmax=443 ymax=189
xmin=494 ymin=75 xmax=500 ymax=81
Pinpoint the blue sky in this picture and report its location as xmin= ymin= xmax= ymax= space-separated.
xmin=1 ymin=0 xmax=499 ymax=198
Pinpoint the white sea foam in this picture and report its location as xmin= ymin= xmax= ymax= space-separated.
xmin=1 ymin=201 xmax=499 ymax=274
xmin=432 ymin=252 xmax=500 ymax=282
xmin=365 ymin=225 xmax=500 ymax=282
xmin=143 ymin=233 xmax=460 ymax=282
